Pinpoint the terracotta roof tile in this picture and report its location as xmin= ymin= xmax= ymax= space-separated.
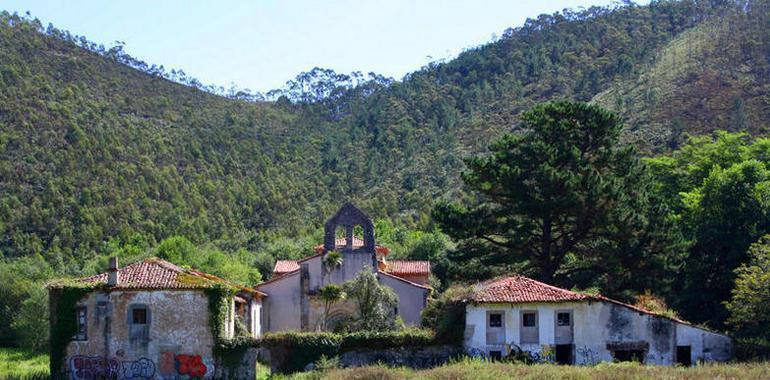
xmin=466 ymin=275 xmax=708 ymax=328
xmin=273 ymin=260 xmax=300 ymax=274
xmin=75 ymin=257 xmax=264 ymax=296
xmin=386 ymin=260 xmax=430 ymax=275
xmin=469 ymin=275 xmax=591 ymax=303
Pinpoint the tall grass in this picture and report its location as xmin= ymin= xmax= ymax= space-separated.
xmin=0 ymin=348 xmax=49 ymax=380
xmin=282 ymin=358 xmax=770 ymax=380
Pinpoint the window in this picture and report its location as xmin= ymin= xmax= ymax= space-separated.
xmin=557 ymin=312 xmax=571 ymax=326
xmin=74 ymin=307 xmax=87 ymax=341
xmin=488 ymin=313 xmax=503 ymax=327
xmin=128 ymin=304 xmax=150 ymax=342
xmin=132 ymin=307 xmax=148 ymax=325
xmin=522 ymin=312 xmax=537 ymax=327
xmin=520 ymin=310 xmax=539 ymax=344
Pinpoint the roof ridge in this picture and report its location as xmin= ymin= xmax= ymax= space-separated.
xmin=378 ymin=270 xmax=432 ymax=290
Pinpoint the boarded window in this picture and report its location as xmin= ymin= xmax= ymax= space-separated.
xmin=557 ymin=312 xmax=571 ymax=326
xmin=132 ymin=307 xmax=148 ymax=325
xmin=520 ymin=310 xmax=539 ymax=344
xmin=128 ymin=304 xmax=150 ymax=342
xmin=74 ymin=307 xmax=87 ymax=341
xmin=523 ymin=312 xmax=537 ymax=327
xmin=488 ymin=313 xmax=503 ymax=327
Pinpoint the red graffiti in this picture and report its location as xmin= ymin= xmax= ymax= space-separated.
xmin=176 ymin=354 xmax=207 ymax=377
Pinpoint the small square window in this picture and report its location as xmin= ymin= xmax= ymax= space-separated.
xmin=132 ymin=307 xmax=148 ymax=325
xmin=488 ymin=313 xmax=502 ymax=327
xmin=557 ymin=312 xmax=571 ymax=326
xmin=74 ymin=307 xmax=87 ymax=341
xmin=522 ymin=312 xmax=537 ymax=327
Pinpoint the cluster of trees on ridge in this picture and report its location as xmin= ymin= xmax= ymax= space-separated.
xmin=0 ymin=0 xmax=769 ymax=356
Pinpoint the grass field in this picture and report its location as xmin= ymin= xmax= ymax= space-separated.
xmin=0 ymin=348 xmax=49 ymax=380
xmin=280 ymin=359 xmax=770 ymax=380
xmin=2 ymin=349 xmax=769 ymax=379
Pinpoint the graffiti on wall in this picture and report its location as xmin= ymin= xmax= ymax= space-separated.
xmin=121 ymin=358 xmax=155 ymax=379
xmin=69 ymin=355 xmax=120 ymax=380
xmin=69 ymin=355 xmax=156 ymax=380
xmin=577 ymin=345 xmax=600 ymax=365
xmin=68 ymin=353 xmax=211 ymax=379
xmin=175 ymin=354 xmax=208 ymax=378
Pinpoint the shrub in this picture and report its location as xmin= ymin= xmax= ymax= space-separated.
xmin=421 ymin=285 xmax=470 ymax=345
xmin=341 ymin=329 xmax=435 ymax=350
xmin=343 ymin=269 xmax=398 ymax=331
xmin=260 ymin=329 xmax=437 ymax=373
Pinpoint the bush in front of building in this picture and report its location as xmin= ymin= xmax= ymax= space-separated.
xmin=259 ymin=328 xmax=436 ymax=373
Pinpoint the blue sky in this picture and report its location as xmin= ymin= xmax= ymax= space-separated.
xmin=2 ymin=0 xmax=623 ymax=93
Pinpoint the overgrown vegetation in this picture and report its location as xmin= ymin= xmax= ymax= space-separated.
xmin=277 ymin=360 xmax=770 ymax=380
xmin=260 ymin=329 xmax=435 ymax=373
xmin=47 ymin=283 xmax=98 ymax=379
xmin=0 ymin=348 xmax=49 ymax=380
xmin=0 ymin=0 xmax=769 ymax=356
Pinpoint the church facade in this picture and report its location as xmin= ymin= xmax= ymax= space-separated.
xmin=257 ymin=203 xmax=432 ymax=332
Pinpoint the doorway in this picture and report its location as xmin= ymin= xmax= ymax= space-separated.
xmin=555 ymin=344 xmax=574 ymax=364
xmin=676 ymin=346 xmax=692 ymax=366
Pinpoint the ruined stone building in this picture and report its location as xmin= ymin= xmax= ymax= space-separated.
xmin=47 ymin=203 xmax=432 ymax=379
xmin=48 ymin=257 xmax=265 ymax=379
xmin=464 ymin=275 xmax=732 ymax=365
xmin=257 ymin=203 xmax=432 ymax=332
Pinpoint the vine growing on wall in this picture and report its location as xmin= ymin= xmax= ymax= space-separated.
xmin=48 ymin=282 xmax=99 ymax=380
xmin=205 ymin=284 xmax=257 ymax=377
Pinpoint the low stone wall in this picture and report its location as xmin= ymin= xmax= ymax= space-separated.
xmin=338 ymin=345 xmax=462 ymax=369
xmin=213 ymin=347 xmax=270 ymax=379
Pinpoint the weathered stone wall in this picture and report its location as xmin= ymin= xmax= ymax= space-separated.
xmin=264 ymin=344 xmax=460 ymax=373
xmin=64 ymin=290 xmax=219 ymax=379
xmin=337 ymin=345 xmax=461 ymax=369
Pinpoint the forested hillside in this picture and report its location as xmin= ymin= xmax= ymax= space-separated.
xmin=1 ymin=0 xmax=769 ymax=348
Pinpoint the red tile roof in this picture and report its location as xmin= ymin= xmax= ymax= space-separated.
xmin=386 ymin=260 xmax=431 ymax=275
xmin=72 ymin=257 xmax=265 ymax=296
xmin=466 ymin=275 xmax=708 ymax=327
xmin=469 ymin=275 xmax=591 ymax=303
xmin=272 ymin=258 xmax=430 ymax=277
xmin=273 ymin=260 xmax=300 ymax=275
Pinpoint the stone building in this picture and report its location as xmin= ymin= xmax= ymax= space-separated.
xmin=48 ymin=257 xmax=265 ymax=379
xmin=463 ymin=275 xmax=732 ymax=365
xmin=257 ymin=203 xmax=432 ymax=332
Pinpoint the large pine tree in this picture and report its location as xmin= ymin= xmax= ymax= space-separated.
xmin=434 ymin=101 xmax=676 ymax=292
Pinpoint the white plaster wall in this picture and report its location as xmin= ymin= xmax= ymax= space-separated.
xmin=677 ymin=323 xmax=732 ymax=363
xmin=378 ymin=275 xmax=429 ymax=326
xmin=250 ymin=299 xmax=262 ymax=337
xmin=465 ymin=301 xmax=731 ymax=365
xmin=258 ymin=272 xmax=302 ymax=332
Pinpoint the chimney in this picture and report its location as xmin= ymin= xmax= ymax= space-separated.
xmin=108 ymin=257 xmax=119 ymax=286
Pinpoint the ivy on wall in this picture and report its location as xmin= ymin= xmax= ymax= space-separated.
xmin=48 ymin=282 xmax=100 ymax=380
xmin=205 ymin=284 xmax=258 ymax=377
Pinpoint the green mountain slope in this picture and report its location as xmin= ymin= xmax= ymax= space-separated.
xmin=595 ymin=9 xmax=770 ymax=151
xmin=0 ymin=0 xmax=768 ymax=267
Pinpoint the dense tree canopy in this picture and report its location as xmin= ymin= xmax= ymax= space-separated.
xmin=434 ymin=102 xmax=678 ymax=295
xmin=0 ymin=0 xmax=769 ymax=350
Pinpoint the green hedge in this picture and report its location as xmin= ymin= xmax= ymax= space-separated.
xmin=341 ymin=329 xmax=434 ymax=350
xmin=259 ymin=329 xmax=437 ymax=373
